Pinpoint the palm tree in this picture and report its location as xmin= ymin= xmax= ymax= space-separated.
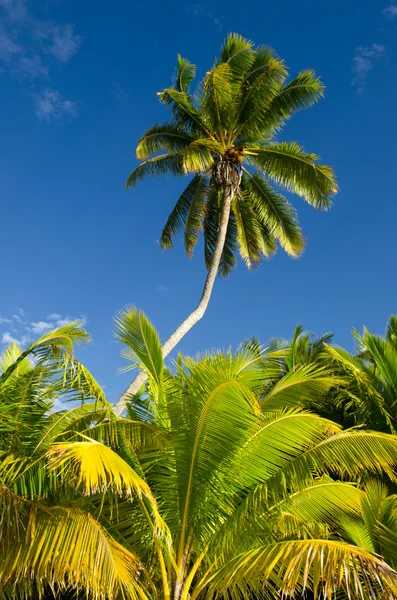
xmin=4 ymin=309 xmax=397 ymax=598
xmin=115 ymin=33 xmax=338 ymax=414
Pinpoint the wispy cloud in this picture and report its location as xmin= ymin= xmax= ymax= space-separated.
xmin=0 ymin=310 xmax=87 ymax=346
xmin=110 ymin=80 xmax=129 ymax=102
xmin=30 ymin=320 xmax=53 ymax=334
xmin=47 ymin=24 xmax=82 ymax=63
xmin=383 ymin=3 xmax=397 ymax=18
xmin=34 ymin=89 xmax=77 ymax=121
xmin=0 ymin=317 xmax=12 ymax=324
xmin=47 ymin=313 xmax=61 ymax=320
xmin=186 ymin=4 xmax=222 ymax=31
xmin=352 ymin=44 xmax=386 ymax=93
xmin=0 ymin=0 xmax=81 ymax=118
xmin=155 ymin=285 xmax=169 ymax=293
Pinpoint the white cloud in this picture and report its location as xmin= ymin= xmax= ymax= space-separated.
xmin=0 ymin=317 xmax=12 ymax=324
xmin=30 ymin=320 xmax=53 ymax=334
xmin=0 ymin=0 xmax=81 ymax=118
xmin=0 ymin=28 xmax=19 ymax=60
xmin=155 ymin=285 xmax=168 ymax=292
xmin=55 ymin=318 xmax=73 ymax=327
xmin=352 ymin=44 xmax=386 ymax=93
xmin=47 ymin=313 xmax=61 ymax=320
xmin=1 ymin=331 xmax=31 ymax=346
xmin=0 ymin=0 xmax=27 ymax=21
xmin=1 ymin=311 xmax=85 ymax=348
xmin=16 ymin=54 xmax=48 ymax=78
xmin=34 ymin=89 xmax=77 ymax=121
xmin=1 ymin=331 xmax=18 ymax=344
xmin=383 ymin=4 xmax=397 ymax=18
xmin=48 ymin=24 xmax=81 ymax=63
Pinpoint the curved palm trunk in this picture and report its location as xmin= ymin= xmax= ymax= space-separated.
xmin=113 ymin=186 xmax=233 ymax=416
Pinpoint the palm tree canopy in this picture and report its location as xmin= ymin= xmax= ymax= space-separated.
xmin=127 ymin=33 xmax=338 ymax=276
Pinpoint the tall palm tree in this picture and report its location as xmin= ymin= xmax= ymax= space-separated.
xmin=4 ymin=309 xmax=397 ymax=598
xmin=115 ymin=33 xmax=338 ymax=414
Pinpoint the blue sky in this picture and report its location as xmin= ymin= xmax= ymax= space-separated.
xmin=1 ymin=0 xmax=397 ymax=402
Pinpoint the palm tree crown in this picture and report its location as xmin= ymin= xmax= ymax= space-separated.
xmin=127 ymin=33 xmax=338 ymax=275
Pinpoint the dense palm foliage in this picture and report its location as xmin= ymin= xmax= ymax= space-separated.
xmin=256 ymin=316 xmax=397 ymax=433
xmin=117 ymin=33 xmax=338 ymax=412
xmin=3 ymin=311 xmax=397 ymax=599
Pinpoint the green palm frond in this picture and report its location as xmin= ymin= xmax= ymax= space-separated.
xmin=160 ymin=175 xmax=208 ymax=250
xmin=264 ymin=68 xmax=325 ymax=133
xmin=115 ymin=306 xmax=163 ymax=386
xmin=202 ymin=63 xmax=233 ymax=136
xmin=184 ymin=175 xmax=209 ymax=257
xmin=157 ymin=88 xmax=212 ymax=138
xmin=248 ymin=141 xmax=337 ymax=209
xmin=136 ymin=123 xmax=194 ymax=160
xmin=176 ymin=54 xmax=196 ymax=92
xmin=232 ymin=193 xmax=272 ymax=268
xmin=126 ymin=152 xmax=185 ymax=188
xmin=219 ymin=33 xmax=255 ymax=79
xmin=241 ymin=171 xmax=304 ymax=256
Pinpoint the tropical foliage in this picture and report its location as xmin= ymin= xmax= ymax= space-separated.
xmin=2 ymin=311 xmax=397 ymax=599
xmin=253 ymin=315 xmax=397 ymax=433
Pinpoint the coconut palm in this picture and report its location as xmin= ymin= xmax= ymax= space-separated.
xmin=4 ymin=310 xmax=397 ymax=598
xmin=116 ymin=33 xmax=338 ymax=414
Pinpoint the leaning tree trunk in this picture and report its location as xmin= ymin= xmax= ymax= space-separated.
xmin=113 ymin=183 xmax=234 ymax=417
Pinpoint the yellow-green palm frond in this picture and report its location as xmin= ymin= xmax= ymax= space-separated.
xmin=47 ymin=439 xmax=152 ymax=498
xmin=0 ymin=321 xmax=89 ymax=385
xmin=261 ymin=363 xmax=345 ymax=411
xmin=115 ymin=306 xmax=163 ymax=385
xmin=0 ymin=488 xmax=147 ymax=600
xmin=207 ymin=539 xmax=397 ymax=599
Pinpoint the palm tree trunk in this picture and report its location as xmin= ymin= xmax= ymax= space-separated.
xmin=113 ymin=185 xmax=233 ymax=416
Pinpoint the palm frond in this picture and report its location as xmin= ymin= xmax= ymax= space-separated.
xmin=160 ymin=175 xmax=208 ymax=250
xmin=126 ymin=153 xmax=184 ymax=188
xmin=248 ymin=142 xmax=337 ymax=209
xmin=208 ymin=539 xmax=397 ymax=599
xmin=176 ymin=54 xmax=196 ymax=92
xmin=0 ymin=489 xmax=146 ymax=600
xmin=136 ymin=123 xmax=194 ymax=160
xmin=184 ymin=174 xmax=209 ymax=257
xmin=115 ymin=306 xmax=163 ymax=387
xmin=241 ymin=171 xmax=304 ymax=256
xmin=264 ymin=69 xmax=325 ymax=133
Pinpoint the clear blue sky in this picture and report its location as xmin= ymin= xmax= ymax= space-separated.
xmin=1 ymin=0 xmax=396 ymax=402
